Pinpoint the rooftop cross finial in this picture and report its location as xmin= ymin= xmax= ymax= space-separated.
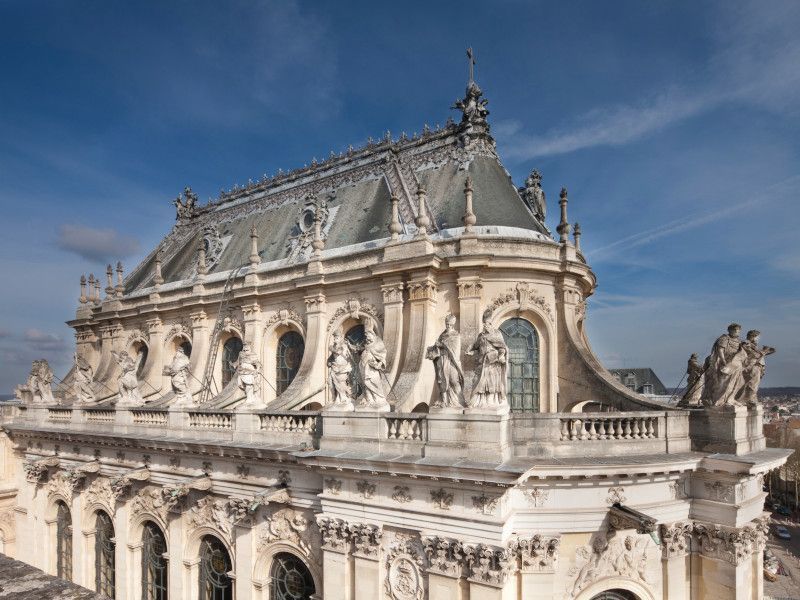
xmin=467 ymin=47 xmax=476 ymax=83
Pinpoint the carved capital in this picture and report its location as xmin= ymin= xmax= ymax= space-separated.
xmin=464 ymin=543 xmax=514 ymax=587
xmin=316 ymin=516 xmax=351 ymax=553
xmin=423 ymin=536 xmax=464 ymax=578
xmin=189 ymin=311 xmax=207 ymax=328
xmin=241 ymin=302 xmax=261 ymax=320
xmin=407 ymin=278 xmax=437 ymax=302
xmin=349 ymin=523 xmax=382 ymax=558
xmin=381 ymin=283 xmax=405 ymax=305
xmin=509 ymin=534 xmax=560 ymax=573
xmin=304 ymin=292 xmax=326 ymax=313
xmin=456 ymin=278 xmax=483 ymax=300
xmin=693 ymin=519 xmax=767 ymax=565
xmin=145 ymin=318 xmax=163 ymax=335
xmin=661 ymin=522 xmax=693 ymax=559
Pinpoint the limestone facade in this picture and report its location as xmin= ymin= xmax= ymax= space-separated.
xmin=0 ymin=73 xmax=790 ymax=600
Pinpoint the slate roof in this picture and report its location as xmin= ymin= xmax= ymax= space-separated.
xmin=124 ymin=94 xmax=549 ymax=293
xmin=608 ymin=368 xmax=669 ymax=395
xmin=0 ymin=553 xmax=105 ymax=599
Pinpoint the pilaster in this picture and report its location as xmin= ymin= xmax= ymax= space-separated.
xmin=456 ymin=271 xmax=483 ymax=401
xmin=188 ymin=310 xmax=209 ymax=393
xmin=660 ymin=522 xmax=692 ymax=600
xmin=317 ymin=517 xmax=352 ymax=600
xmin=380 ymin=278 xmax=405 ymax=383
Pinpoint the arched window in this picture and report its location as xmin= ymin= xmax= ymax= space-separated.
xmin=135 ymin=344 xmax=149 ymax=379
xmin=95 ymin=511 xmax=115 ymax=598
xmin=199 ymin=535 xmax=232 ymax=600
xmin=499 ymin=318 xmax=540 ymax=412
xmin=345 ymin=324 xmax=365 ymax=398
xmin=590 ymin=591 xmax=639 ymax=600
xmin=276 ymin=331 xmax=305 ymax=394
xmin=142 ymin=521 xmax=168 ymax=600
xmin=221 ymin=337 xmax=243 ymax=387
xmin=270 ymin=553 xmax=316 ymax=600
xmin=180 ymin=340 xmax=193 ymax=358
xmin=56 ymin=501 xmax=72 ymax=581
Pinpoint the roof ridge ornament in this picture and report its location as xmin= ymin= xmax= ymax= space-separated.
xmin=452 ymin=48 xmax=491 ymax=146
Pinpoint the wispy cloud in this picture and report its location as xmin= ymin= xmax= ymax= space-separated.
xmin=589 ymin=175 xmax=800 ymax=261
xmin=56 ymin=224 xmax=140 ymax=263
xmin=23 ymin=329 xmax=67 ymax=353
xmin=502 ymin=2 xmax=800 ymax=161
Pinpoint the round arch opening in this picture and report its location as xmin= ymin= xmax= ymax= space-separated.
xmin=269 ymin=552 xmax=316 ymax=600
xmin=499 ymin=317 xmax=540 ymax=412
xmin=142 ymin=521 xmax=168 ymax=600
xmin=199 ymin=534 xmax=233 ymax=600
xmin=276 ymin=330 xmax=305 ymax=395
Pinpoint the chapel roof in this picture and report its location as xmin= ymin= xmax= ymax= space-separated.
xmin=124 ymin=78 xmax=549 ymax=294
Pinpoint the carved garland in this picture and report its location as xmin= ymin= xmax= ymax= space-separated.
xmin=265 ymin=308 xmax=304 ymax=331
xmin=326 ymin=298 xmax=382 ymax=333
xmin=485 ymin=282 xmax=554 ymax=323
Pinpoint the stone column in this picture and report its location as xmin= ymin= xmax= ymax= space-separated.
xmin=317 ymin=517 xmax=352 ymax=600
xmin=292 ymin=290 xmax=326 ymax=406
xmin=350 ymin=524 xmax=382 ymax=600
xmin=390 ymin=271 xmax=437 ymax=411
xmin=660 ymin=523 xmax=691 ymax=600
xmin=188 ymin=310 xmax=209 ymax=394
xmin=380 ymin=279 xmax=405 ymax=384
xmin=456 ymin=271 xmax=483 ymax=401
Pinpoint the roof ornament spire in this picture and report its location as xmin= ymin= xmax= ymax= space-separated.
xmin=311 ymin=197 xmax=325 ymax=258
xmin=463 ymin=175 xmax=477 ymax=234
xmin=414 ymin=183 xmax=431 ymax=238
xmin=153 ymin=247 xmax=164 ymax=286
xmin=197 ymin=238 xmax=208 ymax=277
xmin=573 ymin=222 xmax=582 ymax=251
xmin=557 ymin=187 xmax=571 ymax=244
xmin=105 ymin=264 xmax=114 ymax=298
xmin=173 ymin=186 xmax=199 ymax=221
xmin=388 ymin=195 xmax=403 ymax=241
xmin=79 ymin=274 xmax=87 ymax=304
xmin=452 ymin=48 xmax=490 ymax=145
xmin=249 ymin=224 xmax=261 ymax=268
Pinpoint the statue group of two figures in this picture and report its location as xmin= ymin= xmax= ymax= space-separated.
xmin=426 ymin=309 xmax=509 ymax=413
xmin=72 ymin=350 xmax=144 ymax=406
xmin=327 ymin=323 xmax=389 ymax=411
xmin=680 ymin=323 xmax=775 ymax=408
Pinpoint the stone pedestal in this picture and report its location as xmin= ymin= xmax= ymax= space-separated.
xmin=689 ymin=406 xmax=765 ymax=455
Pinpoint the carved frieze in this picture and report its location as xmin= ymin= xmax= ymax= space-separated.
xmin=472 ymin=493 xmax=499 ymax=515
xmin=693 ymin=519 xmax=768 ymax=565
xmin=392 ymin=486 xmax=412 ymax=503
xmin=567 ymin=533 xmax=651 ymax=598
xmin=23 ymin=461 xmax=48 ymax=484
xmin=84 ymin=477 xmax=128 ymax=514
xmin=523 ymin=487 xmax=550 ymax=507
xmin=430 ymin=488 xmax=453 ymax=510
xmin=187 ymin=496 xmax=236 ymax=541
xmin=259 ymin=507 xmax=315 ymax=558
xmin=46 ymin=469 xmax=85 ymax=502
xmin=704 ymin=480 xmax=734 ymax=503
xmin=130 ymin=484 xmax=188 ymax=523
xmin=324 ymin=478 xmax=342 ymax=495
xmin=356 ymin=480 xmax=376 ymax=499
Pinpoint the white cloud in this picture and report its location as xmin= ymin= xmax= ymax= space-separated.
xmin=56 ymin=224 xmax=140 ymax=263
xmin=23 ymin=329 xmax=67 ymax=353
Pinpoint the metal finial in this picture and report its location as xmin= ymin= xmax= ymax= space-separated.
xmin=467 ymin=47 xmax=476 ymax=83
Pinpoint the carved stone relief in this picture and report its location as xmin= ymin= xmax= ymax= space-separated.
xmin=509 ymin=534 xmax=560 ymax=573
xmin=385 ymin=536 xmax=426 ymax=600
xmin=422 ymin=536 xmax=464 ymax=578
xmin=523 ymin=487 xmax=550 ymax=507
xmin=485 ymin=282 xmax=553 ymax=323
xmin=472 ymin=493 xmax=499 ymax=515
xmin=430 ymin=488 xmax=453 ymax=510
xmin=464 ymin=543 xmax=513 ymax=587
xmin=567 ymin=533 xmax=651 ymax=598
xmin=326 ymin=298 xmax=382 ymax=333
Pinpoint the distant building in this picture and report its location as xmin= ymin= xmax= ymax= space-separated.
xmin=608 ymin=368 xmax=668 ymax=396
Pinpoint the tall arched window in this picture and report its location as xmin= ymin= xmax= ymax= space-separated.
xmin=199 ymin=535 xmax=232 ymax=600
xmin=590 ymin=591 xmax=639 ymax=600
xmin=180 ymin=340 xmax=193 ymax=358
xmin=270 ymin=553 xmax=316 ymax=600
xmin=276 ymin=331 xmax=305 ymax=395
xmin=95 ymin=511 xmax=115 ymax=598
xmin=499 ymin=318 xmax=540 ymax=412
xmin=221 ymin=337 xmax=243 ymax=387
xmin=56 ymin=501 xmax=72 ymax=581
xmin=142 ymin=522 xmax=168 ymax=600
xmin=135 ymin=344 xmax=149 ymax=379
xmin=345 ymin=324 xmax=365 ymax=398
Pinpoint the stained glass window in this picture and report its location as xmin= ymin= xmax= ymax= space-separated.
xmin=499 ymin=318 xmax=540 ymax=412
xmin=142 ymin=522 xmax=168 ymax=600
xmin=276 ymin=331 xmax=305 ymax=395
xmin=95 ymin=511 xmax=115 ymax=598
xmin=199 ymin=536 xmax=232 ymax=600
xmin=56 ymin=501 xmax=72 ymax=581
xmin=270 ymin=553 xmax=315 ymax=600
xmin=221 ymin=337 xmax=243 ymax=387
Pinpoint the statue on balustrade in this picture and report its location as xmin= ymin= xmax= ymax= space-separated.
xmin=678 ymin=353 xmax=704 ymax=407
xmin=358 ymin=325 xmax=389 ymax=410
xmin=326 ymin=331 xmax=354 ymax=410
xmin=737 ymin=330 xmax=775 ymax=407
xmin=466 ymin=310 xmax=508 ymax=411
xmin=73 ymin=352 xmax=95 ymax=404
xmin=114 ymin=350 xmax=144 ymax=407
xmin=167 ymin=346 xmax=192 ymax=405
xmin=701 ymin=323 xmax=747 ymax=407
xmin=17 ymin=359 xmax=56 ymax=405
xmin=426 ymin=313 xmax=465 ymax=409
xmin=232 ymin=342 xmax=262 ymax=408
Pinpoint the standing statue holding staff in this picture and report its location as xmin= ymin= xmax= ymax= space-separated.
xmin=466 ymin=310 xmax=509 ymax=411
xmin=232 ymin=342 xmax=261 ymax=408
xmin=358 ymin=324 xmax=389 ymax=410
xmin=737 ymin=330 xmax=775 ymax=407
xmin=327 ymin=331 xmax=354 ymax=410
xmin=426 ymin=313 xmax=465 ymax=409
xmin=74 ymin=352 xmax=95 ymax=404
xmin=702 ymin=323 xmax=746 ymax=407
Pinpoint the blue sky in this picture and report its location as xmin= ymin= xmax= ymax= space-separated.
xmin=0 ymin=1 xmax=798 ymax=393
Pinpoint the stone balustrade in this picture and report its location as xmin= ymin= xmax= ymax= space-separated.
xmin=559 ymin=413 xmax=659 ymax=441
xmin=260 ymin=413 xmax=319 ymax=434
xmin=7 ymin=403 xmax=700 ymax=461
xmin=188 ymin=412 xmax=233 ymax=430
xmin=385 ymin=416 xmax=425 ymax=441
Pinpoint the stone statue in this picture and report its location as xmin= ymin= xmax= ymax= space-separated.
xmin=678 ymin=353 xmax=704 ymax=407
xmin=21 ymin=359 xmax=56 ymax=405
xmin=520 ymin=169 xmax=547 ymax=222
xmin=327 ymin=331 xmax=354 ymax=410
xmin=466 ymin=310 xmax=508 ymax=411
xmin=114 ymin=350 xmax=143 ymax=407
xmin=453 ymin=80 xmax=489 ymax=125
xmin=167 ymin=347 xmax=192 ymax=405
xmin=426 ymin=313 xmax=465 ymax=409
xmin=73 ymin=352 xmax=95 ymax=404
xmin=701 ymin=323 xmax=747 ymax=407
xmin=737 ymin=330 xmax=775 ymax=407
xmin=232 ymin=342 xmax=261 ymax=407
xmin=173 ymin=186 xmax=198 ymax=220
xmin=358 ymin=326 xmax=389 ymax=410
